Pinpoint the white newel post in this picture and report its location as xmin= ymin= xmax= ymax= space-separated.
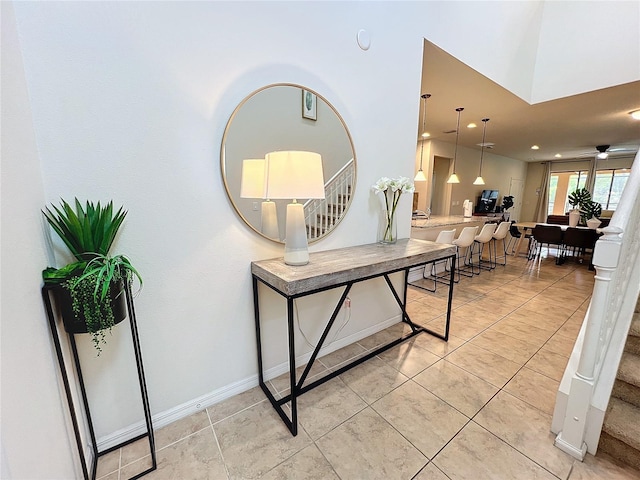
xmin=555 ymin=226 xmax=623 ymax=459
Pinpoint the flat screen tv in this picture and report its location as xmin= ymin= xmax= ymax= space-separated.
xmin=477 ymin=189 xmax=499 ymax=213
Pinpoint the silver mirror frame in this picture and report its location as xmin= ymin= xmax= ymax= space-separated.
xmin=220 ymin=83 xmax=357 ymax=243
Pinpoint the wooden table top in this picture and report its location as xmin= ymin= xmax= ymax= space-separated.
xmin=514 ymin=222 xmax=592 ymax=231
xmin=251 ymin=238 xmax=456 ymax=296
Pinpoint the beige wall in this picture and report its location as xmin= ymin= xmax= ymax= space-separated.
xmin=419 ymin=139 xmax=528 ymax=217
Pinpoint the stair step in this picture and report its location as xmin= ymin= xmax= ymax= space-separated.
xmin=626 ymin=336 xmax=640 ymax=356
xmin=598 ymin=431 xmax=640 ymax=471
xmin=629 ymin=313 xmax=640 ymax=337
xmin=602 ymin=397 xmax=640 ymax=452
xmin=617 ymin=352 xmax=640 ymax=388
xmin=612 ymin=379 xmax=640 ymax=409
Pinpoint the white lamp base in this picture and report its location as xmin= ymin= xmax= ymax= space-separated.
xmin=261 ymin=201 xmax=279 ymax=240
xmin=284 ymin=202 xmax=309 ymax=266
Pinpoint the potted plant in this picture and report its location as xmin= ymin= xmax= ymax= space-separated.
xmin=567 ymin=187 xmax=591 ymax=227
xmin=582 ymin=199 xmax=603 ymax=229
xmin=42 ymin=199 xmax=142 ymax=354
xmin=501 ymin=196 xmax=514 ymax=221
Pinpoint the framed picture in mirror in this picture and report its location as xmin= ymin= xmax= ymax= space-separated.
xmin=302 ymin=89 xmax=317 ymax=120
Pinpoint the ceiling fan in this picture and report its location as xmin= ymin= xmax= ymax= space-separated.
xmin=576 ymin=144 xmax=638 ymax=160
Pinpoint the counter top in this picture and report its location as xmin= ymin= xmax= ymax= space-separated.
xmin=411 ymin=215 xmax=492 ymax=229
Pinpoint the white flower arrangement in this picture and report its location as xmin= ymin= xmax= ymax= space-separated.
xmin=372 ymin=176 xmax=415 ymax=243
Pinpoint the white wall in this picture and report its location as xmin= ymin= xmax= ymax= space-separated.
xmin=532 ymin=1 xmax=640 ymax=103
xmin=3 ymin=1 xmax=639 ymax=478
xmin=1 ymin=2 xmax=77 ymax=477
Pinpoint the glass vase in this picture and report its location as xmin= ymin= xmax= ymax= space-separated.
xmin=378 ymin=210 xmax=398 ymax=244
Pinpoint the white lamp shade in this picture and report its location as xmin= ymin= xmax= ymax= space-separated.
xmin=447 ymin=173 xmax=460 ymax=184
xmin=473 ymin=176 xmax=485 ymax=185
xmin=261 ymin=200 xmax=279 ymax=240
xmin=240 ymin=159 xmax=267 ymax=198
xmin=414 ymin=169 xmax=427 ymax=182
xmin=265 ymin=151 xmax=325 ymax=200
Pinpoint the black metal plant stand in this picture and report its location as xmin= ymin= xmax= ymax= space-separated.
xmin=41 ymin=282 xmax=156 ymax=480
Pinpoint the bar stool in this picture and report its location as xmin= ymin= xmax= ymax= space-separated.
xmin=491 ymin=221 xmax=511 ymax=267
xmin=471 ymin=223 xmax=497 ymax=274
xmin=451 ymin=226 xmax=478 ymax=282
xmin=416 ymin=229 xmax=456 ymax=292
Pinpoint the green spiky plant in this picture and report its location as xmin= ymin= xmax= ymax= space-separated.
xmin=42 ymin=199 xmax=142 ymax=354
xmin=42 ymin=198 xmax=127 ymax=260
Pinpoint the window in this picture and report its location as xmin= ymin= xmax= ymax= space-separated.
xmin=547 ymin=170 xmax=588 ymax=215
xmin=547 ymin=175 xmax=558 ymax=215
xmin=547 ymin=167 xmax=630 ymax=215
xmin=592 ymin=168 xmax=630 ymax=210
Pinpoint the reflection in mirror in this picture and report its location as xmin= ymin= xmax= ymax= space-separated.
xmin=221 ymin=84 xmax=356 ymax=243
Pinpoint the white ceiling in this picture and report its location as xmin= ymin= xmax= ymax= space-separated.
xmin=420 ymin=40 xmax=640 ymax=163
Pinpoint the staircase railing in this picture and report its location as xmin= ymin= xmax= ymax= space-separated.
xmin=304 ymin=158 xmax=355 ymax=240
xmin=552 ymin=150 xmax=640 ymax=459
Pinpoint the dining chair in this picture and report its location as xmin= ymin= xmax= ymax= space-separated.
xmin=531 ymin=224 xmax=564 ymax=264
xmin=561 ymin=227 xmax=599 ymax=268
xmin=506 ymin=221 xmax=521 ymax=253
xmin=507 ymin=220 xmax=535 ymax=256
xmin=546 ymin=214 xmax=570 ymax=225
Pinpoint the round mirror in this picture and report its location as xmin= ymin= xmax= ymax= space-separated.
xmin=221 ymin=83 xmax=356 ymax=243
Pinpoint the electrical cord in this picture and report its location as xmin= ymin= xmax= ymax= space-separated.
xmin=294 ymin=297 xmax=352 ymax=350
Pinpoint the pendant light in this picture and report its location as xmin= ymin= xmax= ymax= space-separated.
xmin=447 ymin=107 xmax=464 ymax=184
xmin=414 ymin=93 xmax=431 ymax=182
xmin=473 ymin=118 xmax=489 ymax=185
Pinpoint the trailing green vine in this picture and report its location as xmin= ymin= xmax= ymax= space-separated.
xmin=66 ymin=270 xmax=120 ymax=354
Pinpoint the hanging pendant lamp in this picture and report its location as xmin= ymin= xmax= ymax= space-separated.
xmin=447 ymin=107 xmax=464 ymax=184
xmin=414 ymin=93 xmax=431 ymax=182
xmin=473 ymin=118 xmax=489 ymax=186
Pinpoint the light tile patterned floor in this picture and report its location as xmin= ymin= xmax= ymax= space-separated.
xmin=97 ymin=252 xmax=640 ymax=479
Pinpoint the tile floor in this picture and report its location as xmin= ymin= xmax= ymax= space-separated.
xmin=97 ymin=250 xmax=640 ymax=479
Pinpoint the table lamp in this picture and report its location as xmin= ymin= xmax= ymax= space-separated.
xmin=264 ymin=151 xmax=325 ymax=265
xmin=240 ymin=158 xmax=279 ymax=240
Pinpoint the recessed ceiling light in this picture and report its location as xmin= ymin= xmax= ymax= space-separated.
xmin=421 ymin=132 xmax=430 ymax=138
xmin=630 ymin=110 xmax=640 ymax=120
xmin=531 ymin=145 xmax=540 ymax=150
xmin=467 ymin=123 xmax=477 ymax=128
xmin=555 ymin=153 xmax=562 ymax=158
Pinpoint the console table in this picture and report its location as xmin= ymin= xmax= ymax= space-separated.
xmin=251 ymin=238 xmax=456 ymax=435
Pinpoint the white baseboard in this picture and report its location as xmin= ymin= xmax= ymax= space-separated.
xmin=96 ymin=314 xmax=401 ymax=451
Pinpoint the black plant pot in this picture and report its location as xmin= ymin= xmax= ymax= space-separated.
xmin=51 ymin=278 xmax=128 ymax=334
